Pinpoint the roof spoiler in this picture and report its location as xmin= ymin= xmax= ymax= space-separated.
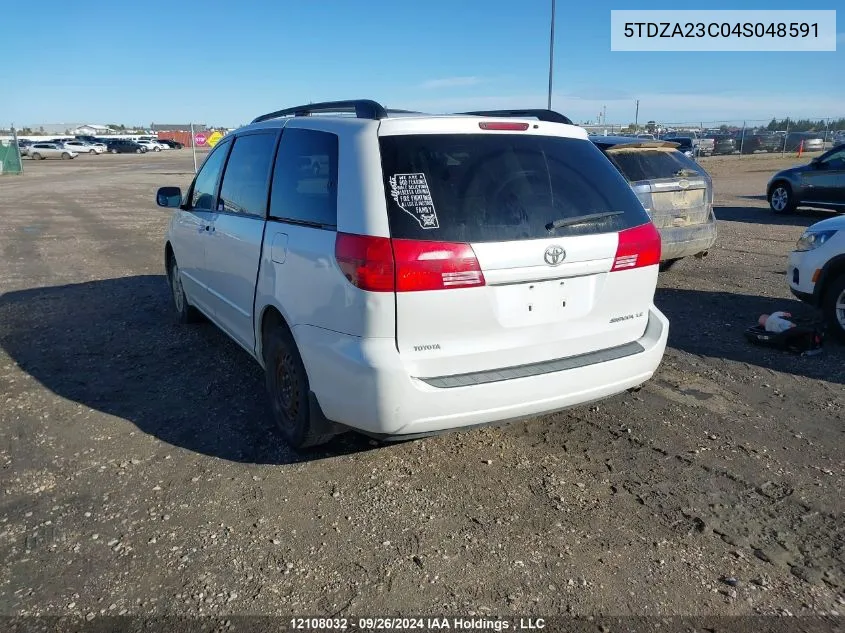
xmin=457 ymin=109 xmax=573 ymax=125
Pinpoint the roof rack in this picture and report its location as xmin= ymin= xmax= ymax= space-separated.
xmin=252 ymin=99 xmax=389 ymax=124
xmin=458 ymin=109 xmax=573 ymax=125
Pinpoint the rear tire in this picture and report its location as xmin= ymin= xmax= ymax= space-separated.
xmin=61 ymin=153 xmax=71 ymax=160
xmin=168 ymin=257 xmax=202 ymax=324
xmin=110 ymin=148 xmax=118 ymax=154
xmin=89 ymin=149 xmax=96 ymax=154
xmin=769 ymin=182 xmax=795 ymax=214
xmin=659 ymin=259 xmax=680 ymax=272
xmin=31 ymin=152 xmax=42 ymax=160
xmin=264 ymin=327 xmax=333 ymax=449
xmin=136 ymin=148 xmax=143 ymax=154
xmin=822 ymin=272 xmax=845 ymax=343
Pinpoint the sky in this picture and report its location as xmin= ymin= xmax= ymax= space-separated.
xmin=4 ymin=0 xmax=843 ymax=128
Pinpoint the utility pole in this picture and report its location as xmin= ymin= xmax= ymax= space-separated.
xmin=634 ymin=100 xmax=639 ymax=131
xmin=547 ymin=0 xmax=555 ymax=110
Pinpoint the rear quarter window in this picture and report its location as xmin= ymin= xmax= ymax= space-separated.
xmin=378 ymin=134 xmax=650 ymax=243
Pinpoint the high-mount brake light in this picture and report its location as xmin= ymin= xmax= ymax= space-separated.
xmin=478 ymin=121 xmax=530 ymax=131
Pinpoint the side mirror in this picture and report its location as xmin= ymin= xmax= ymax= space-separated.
xmin=156 ymin=186 xmax=182 ymax=208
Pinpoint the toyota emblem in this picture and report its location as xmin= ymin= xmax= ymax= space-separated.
xmin=544 ymin=245 xmax=566 ymax=266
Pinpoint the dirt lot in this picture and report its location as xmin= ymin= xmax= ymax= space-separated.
xmin=0 ymin=150 xmax=842 ymax=625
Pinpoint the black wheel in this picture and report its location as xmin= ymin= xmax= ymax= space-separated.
xmin=110 ymin=148 xmax=118 ymax=154
xmin=89 ymin=149 xmax=96 ymax=154
xmin=168 ymin=257 xmax=202 ymax=324
xmin=769 ymin=182 xmax=795 ymax=213
xmin=822 ymin=272 xmax=845 ymax=343
xmin=61 ymin=153 xmax=72 ymax=160
xmin=31 ymin=152 xmax=42 ymax=160
xmin=136 ymin=148 xmax=143 ymax=154
xmin=264 ymin=328 xmax=332 ymax=449
xmin=659 ymin=259 xmax=680 ymax=272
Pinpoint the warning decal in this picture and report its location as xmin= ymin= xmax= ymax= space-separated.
xmin=389 ymin=173 xmax=439 ymax=229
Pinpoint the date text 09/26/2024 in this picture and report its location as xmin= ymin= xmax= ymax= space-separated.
xmin=290 ymin=617 xmax=547 ymax=630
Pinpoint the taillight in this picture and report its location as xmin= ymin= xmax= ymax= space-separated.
xmin=393 ymin=239 xmax=485 ymax=291
xmin=478 ymin=121 xmax=529 ymax=131
xmin=335 ymin=233 xmax=395 ymax=292
xmin=334 ymin=234 xmax=485 ymax=292
xmin=612 ymin=223 xmax=661 ymax=271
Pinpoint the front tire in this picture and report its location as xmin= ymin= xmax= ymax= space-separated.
xmin=89 ymin=149 xmax=96 ymax=154
xmin=769 ymin=182 xmax=795 ymax=214
xmin=264 ymin=328 xmax=332 ymax=449
xmin=136 ymin=148 xmax=143 ymax=154
xmin=31 ymin=152 xmax=42 ymax=160
xmin=61 ymin=153 xmax=72 ymax=160
xmin=110 ymin=148 xmax=118 ymax=154
xmin=168 ymin=257 xmax=202 ymax=324
xmin=822 ymin=272 xmax=845 ymax=343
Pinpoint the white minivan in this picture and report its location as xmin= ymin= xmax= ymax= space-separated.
xmin=158 ymin=100 xmax=669 ymax=448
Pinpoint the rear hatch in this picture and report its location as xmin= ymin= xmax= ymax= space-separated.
xmin=369 ymin=121 xmax=660 ymax=379
xmin=602 ymin=143 xmax=713 ymax=231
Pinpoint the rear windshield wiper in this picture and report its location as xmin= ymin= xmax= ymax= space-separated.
xmin=546 ymin=211 xmax=624 ymax=231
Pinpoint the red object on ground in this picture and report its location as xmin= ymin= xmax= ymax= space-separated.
xmin=797 ymin=139 xmax=804 ymax=157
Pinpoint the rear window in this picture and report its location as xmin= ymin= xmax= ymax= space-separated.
xmin=378 ymin=134 xmax=649 ymax=242
xmin=601 ymin=146 xmax=704 ymax=182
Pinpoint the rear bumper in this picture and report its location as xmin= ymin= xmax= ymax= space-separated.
xmin=658 ymin=220 xmax=718 ymax=261
xmin=294 ymin=306 xmax=669 ymax=437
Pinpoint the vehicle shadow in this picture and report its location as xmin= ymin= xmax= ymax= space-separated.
xmin=715 ymin=205 xmax=835 ymax=227
xmin=655 ymin=288 xmax=843 ymax=384
xmin=0 ymin=275 xmax=376 ymax=464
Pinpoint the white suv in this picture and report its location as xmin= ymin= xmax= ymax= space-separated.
xmin=788 ymin=216 xmax=845 ymax=341
xmin=157 ymin=100 xmax=670 ymax=448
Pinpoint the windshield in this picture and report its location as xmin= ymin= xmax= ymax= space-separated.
xmin=378 ymin=134 xmax=650 ymax=242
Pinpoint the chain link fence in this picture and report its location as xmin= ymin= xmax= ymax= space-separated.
xmin=583 ymin=115 xmax=845 ymax=158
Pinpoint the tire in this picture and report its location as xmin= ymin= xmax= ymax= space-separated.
xmin=822 ymin=272 xmax=845 ymax=343
xmin=659 ymin=259 xmax=680 ymax=273
xmin=768 ymin=182 xmax=795 ymax=214
xmin=264 ymin=327 xmax=333 ymax=449
xmin=61 ymin=153 xmax=71 ymax=160
xmin=154 ymin=147 xmax=161 ymax=152
xmin=31 ymin=152 xmax=41 ymax=160
xmin=136 ymin=148 xmax=143 ymax=154
xmin=110 ymin=148 xmax=118 ymax=154
xmin=89 ymin=149 xmax=96 ymax=154
xmin=168 ymin=257 xmax=202 ymax=325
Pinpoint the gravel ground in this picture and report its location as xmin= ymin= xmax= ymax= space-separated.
xmin=0 ymin=151 xmax=842 ymax=626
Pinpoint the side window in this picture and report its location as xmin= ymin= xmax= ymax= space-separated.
xmin=218 ymin=132 xmax=277 ymax=217
xmin=189 ymin=140 xmax=231 ymax=210
xmin=822 ymin=149 xmax=845 ymax=169
xmin=269 ymin=128 xmax=338 ymax=227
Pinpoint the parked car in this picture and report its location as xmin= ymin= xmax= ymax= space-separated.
xmin=156 ymin=100 xmax=669 ymax=448
xmin=832 ymin=132 xmax=845 ymax=147
xmin=703 ymin=134 xmax=737 ymax=155
xmin=17 ymin=140 xmax=32 ymax=156
xmin=591 ymin=136 xmax=716 ymax=271
xmin=105 ymin=139 xmax=146 ymax=154
xmin=62 ymin=140 xmax=104 ymax=154
xmin=27 ymin=143 xmax=77 ymax=160
xmin=787 ymin=215 xmax=845 ymax=341
xmin=666 ymin=136 xmax=695 ymax=158
xmin=767 ymin=146 xmax=845 ymax=214
xmin=736 ymin=131 xmax=782 ymax=154
xmin=783 ymin=133 xmax=825 ymax=153
xmin=157 ymin=138 xmax=184 ymax=149
xmin=134 ymin=139 xmax=162 ymax=152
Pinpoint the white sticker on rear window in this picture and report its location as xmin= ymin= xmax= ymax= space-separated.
xmin=389 ymin=173 xmax=439 ymax=229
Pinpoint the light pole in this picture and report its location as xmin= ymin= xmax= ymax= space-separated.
xmin=547 ymin=0 xmax=556 ymax=110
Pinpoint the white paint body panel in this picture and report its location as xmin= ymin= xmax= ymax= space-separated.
xmin=165 ymin=113 xmax=670 ymax=437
